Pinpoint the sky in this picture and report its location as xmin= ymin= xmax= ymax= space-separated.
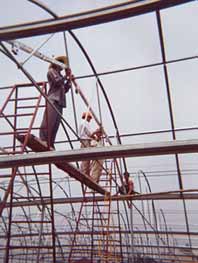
xmin=0 ymin=0 xmax=198 ymax=251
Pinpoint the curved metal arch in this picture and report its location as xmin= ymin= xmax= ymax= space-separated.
xmin=23 ymin=10 xmax=131 ymax=250
xmin=28 ymin=0 xmax=58 ymax=18
xmin=1 ymin=185 xmax=36 ymax=251
xmin=138 ymin=170 xmax=160 ymax=248
xmin=27 ymin=0 xmax=120 ymax=134
xmin=137 ymin=170 xmax=181 ymax=261
xmin=51 ymin=178 xmax=77 ymax=225
xmin=27 ymin=0 xmax=129 ymax=176
xmin=5 ymin=177 xmax=73 ymax=261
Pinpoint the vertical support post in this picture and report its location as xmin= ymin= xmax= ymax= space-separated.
xmin=91 ymin=192 xmax=96 ymax=262
xmin=4 ymin=168 xmax=17 ymax=263
xmin=63 ymin=32 xmax=78 ymax=133
xmin=156 ymin=9 xmax=192 ymax=249
xmin=36 ymin=205 xmax=46 ymax=263
xmin=48 ymin=164 xmax=56 ymax=263
xmin=129 ymin=203 xmax=134 ymax=263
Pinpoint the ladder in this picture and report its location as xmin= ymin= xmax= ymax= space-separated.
xmin=68 ymin=160 xmax=123 ymax=263
xmin=0 ymin=83 xmax=58 ymax=262
xmin=94 ymin=164 xmax=122 ymax=263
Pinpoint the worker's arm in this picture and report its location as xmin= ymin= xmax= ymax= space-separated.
xmin=91 ymin=126 xmax=103 ymax=140
xmin=84 ymin=126 xmax=94 ymax=139
xmin=127 ymin=180 xmax=134 ymax=195
xmin=47 ymin=68 xmax=64 ymax=88
xmin=64 ymin=80 xmax=72 ymax=93
xmin=64 ymin=68 xmax=74 ymax=93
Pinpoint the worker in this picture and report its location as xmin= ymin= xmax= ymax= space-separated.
xmin=78 ymin=111 xmax=100 ymax=176
xmin=118 ymin=172 xmax=136 ymax=195
xmin=39 ymin=56 xmax=72 ymax=149
xmin=90 ymin=127 xmax=104 ymax=183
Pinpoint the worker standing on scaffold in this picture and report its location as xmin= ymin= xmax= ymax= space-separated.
xmin=39 ymin=56 xmax=73 ymax=149
xmin=90 ymin=128 xmax=104 ymax=183
xmin=78 ymin=111 xmax=101 ymax=176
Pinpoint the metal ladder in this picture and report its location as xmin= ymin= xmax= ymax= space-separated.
xmin=0 ymin=83 xmax=58 ymax=262
xmin=68 ymin=159 xmax=123 ymax=263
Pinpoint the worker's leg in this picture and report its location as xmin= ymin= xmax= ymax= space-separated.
xmin=40 ymin=106 xmax=48 ymax=142
xmin=118 ymin=185 xmax=127 ymax=195
xmin=50 ymin=103 xmax=62 ymax=148
xmin=91 ymin=160 xmax=104 ymax=183
xmin=80 ymin=140 xmax=91 ymax=175
xmin=40 ymin=101 xmax=62 ymax=148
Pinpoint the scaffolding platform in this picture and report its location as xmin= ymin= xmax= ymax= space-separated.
xmin=16 ymin=133 xmax=108 ymax=195
xmin=16 ymin=133 xmax=50 ymax=152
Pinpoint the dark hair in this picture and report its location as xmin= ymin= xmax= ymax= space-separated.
xmin=124 ymin=171 xmax=130 ymax=178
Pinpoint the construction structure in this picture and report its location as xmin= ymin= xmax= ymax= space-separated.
xmin=0 ymin=0 xmax=197 ymax=262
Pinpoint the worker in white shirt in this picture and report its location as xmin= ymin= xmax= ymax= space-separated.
xmin=90 ymin=128 xmax=104 ymax=183
xmin=78 ymin=111 xmax=100 ymax=176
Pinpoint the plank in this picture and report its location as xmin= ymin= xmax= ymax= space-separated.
xmin=55 ymin=162 xmax=108 ymax=195
xmin=16 ymin=133 xmax=50 ymax=152
xmin=2 ymin=139 xmax=198 ymax=168
xmin=0 ymin=0 xmax=192 ymax=41
xmin=15 ymin=134 xmax=108 ymax=195
xmin=2 ymin=191 xmax=198 ymax=208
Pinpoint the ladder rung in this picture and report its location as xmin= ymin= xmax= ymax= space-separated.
xmin=108 ymin=239 xmax=121 ymax=243
xmin=94 ymin=226 xmax=119 ymax=230
xmin=94 ymin=219 xmax=109 ymax=223
xmin=80 ymin=218 xmax=94 ymax=221
xmin=94 ymin=225 xmax=109 ymax=228
xmin=70 ymin=248 xmax=90 ymax=251
xmin=8 ymin=97 xmax=39 ymax=102
xmin=14 ymin=196 xmax=51 ymax=200
xmin=83 ymin=204 xmax=95 ymax=207
xmin=9 ymin=245 xmax=53 ymax=249
xmin=16 ymin=127 xmax=40 ymax=131
xmin=101 ymin=185 xmax=116 ymax=189
xmin=17 ymin=105 xmax=45 ymax=109
xmin=12 ymin=220 xmax=51 ymax=224
xmin=0 ymin=113 xmax=33 ymax=118
xmin=102 ymin=212 xmax=117 ymax=214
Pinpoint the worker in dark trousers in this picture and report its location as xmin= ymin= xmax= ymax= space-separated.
xmin=39 ymin=56 xmax=72 ymax=149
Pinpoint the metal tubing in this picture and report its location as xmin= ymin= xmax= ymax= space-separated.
xmin=1 ymin=139 xmax=198 ymax=169
xmin=2 ymin=190 xmax=198 ymax=208
xmin=0 ymin=0 xmax=193 ymax=41
xmin=156 ymin=9 xmax=192 ymax=250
